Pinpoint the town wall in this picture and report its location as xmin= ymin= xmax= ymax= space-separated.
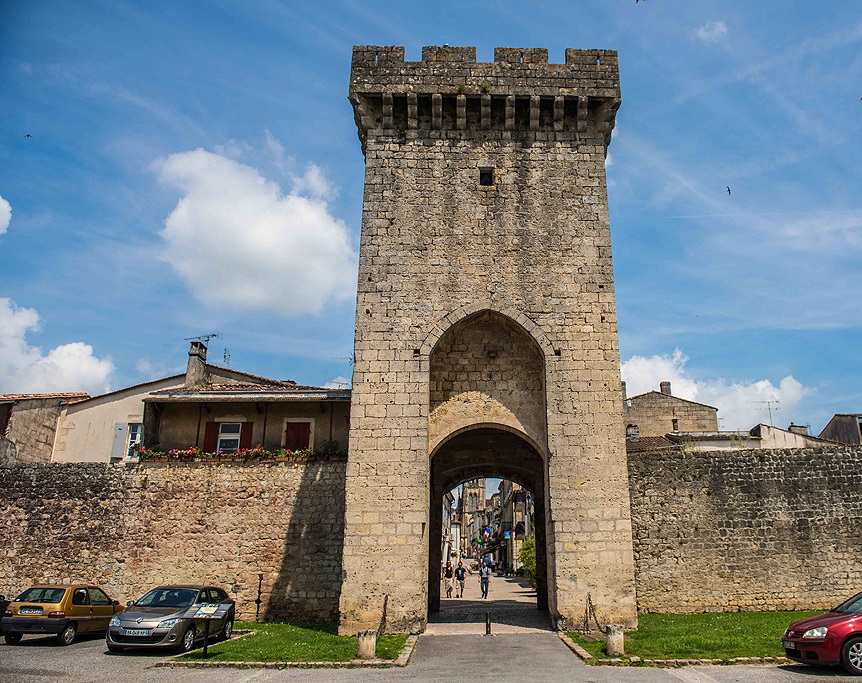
xmin=0 ymin=447 xmax=860 ymax=624
xmin=629 ymin=446 xmax=862 ymax=613
xmin=0 ymin=460 xmax=346 ymax=623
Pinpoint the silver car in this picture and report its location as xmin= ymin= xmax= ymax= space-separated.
xmin=105 ymin=585 xmax=234 ymax=653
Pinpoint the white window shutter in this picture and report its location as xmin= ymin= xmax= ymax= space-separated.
xmin=111 ymin=422 xmax=129 ymax=459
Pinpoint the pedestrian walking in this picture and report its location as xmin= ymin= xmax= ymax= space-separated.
xmin=454 ymin=561 xmax=468 ymax=598
xmin=479 ymin=559 xmax=491 ymax=599
xmin=442 ymin=561 xmax=455 ymax=598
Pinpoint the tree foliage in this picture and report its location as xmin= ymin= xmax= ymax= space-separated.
xmin=518 ymin=533 xmax=537 ymax=589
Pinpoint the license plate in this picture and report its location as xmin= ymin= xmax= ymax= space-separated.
xmin=19 ymin=607 xmax=42 ymax=614
xmin=783 ymin=640 xmax=796 ymax=649
xmin=124 ymin=629 xmax=150 ymax=637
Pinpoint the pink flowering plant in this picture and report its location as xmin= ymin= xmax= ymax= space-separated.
xmin=138 ymin=441 xmax=345 ymax=462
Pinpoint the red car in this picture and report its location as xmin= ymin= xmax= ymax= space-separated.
xmin=783 ymin=591 xmax=862 ymax=675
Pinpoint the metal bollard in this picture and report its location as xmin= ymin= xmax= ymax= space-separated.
xmin=485 ymin=612 xmax=491 ymax=635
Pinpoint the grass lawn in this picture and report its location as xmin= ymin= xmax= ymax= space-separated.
xmin=568 ymin=611 xmax=819 ymax=661
xmin=177 ymin=622 xmax=409 ymax=663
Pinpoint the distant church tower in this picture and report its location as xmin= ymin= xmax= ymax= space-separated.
xmin=339 ymin=46 xmax=636 ymax=634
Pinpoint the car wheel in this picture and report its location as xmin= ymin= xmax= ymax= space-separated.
xmin=219 ymin=618 xmax=234 ymax=641
xmin=178 ymin=625 xmax=196 ymax=653
xmin=842 ymin=636 xmax=862 ymax=676
xmin=4 ymin=632 xmax=22 ymax=645
xmin=106 ymin=643 xmax=125 ymax=653
xmin=56 ymin=622 xmax=77 ymax=646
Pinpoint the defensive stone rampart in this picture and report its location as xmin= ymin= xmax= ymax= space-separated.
xmin=2 ymin=447 xmax=859 ymax=626
xmin=629 ymin=446 xmax=862 ymax=613
xmin=0 ymin=460 xmax=346 ymax=622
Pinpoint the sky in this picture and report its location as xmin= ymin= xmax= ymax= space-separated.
xmin=1 ymin=1 xmax=860 ymax=434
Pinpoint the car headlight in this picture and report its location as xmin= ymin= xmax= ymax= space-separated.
xmin=803 ymin=626 xmax=828 ymax=639
xmin=158 ymin=617 xmax=182 ymax=629
xmin=110 ymin=615 xmax=122 ymax=627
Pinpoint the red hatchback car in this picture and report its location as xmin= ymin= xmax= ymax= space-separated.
xmin=783 ymin=591 xmax=862 ymax=675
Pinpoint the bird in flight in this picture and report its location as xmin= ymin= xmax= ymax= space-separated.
xmin=24 ymin=134 xmax=32 ymax=138
xmin=726 ymin=186 xmax=731 ymax=196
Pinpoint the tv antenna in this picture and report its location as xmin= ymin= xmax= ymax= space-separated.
xmin=223 ymin=348 xmax=231 ymax=368
xmin=333 ymin=354 xmax=355 ymax=366
xmin=184 ymin=331 xmax=222 ymax=346
xmin=753 ymin=399 xmax=780 ymax=426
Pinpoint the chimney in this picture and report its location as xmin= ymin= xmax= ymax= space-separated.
xmin=660 ymin=381 xmax=672 ymax=396
xmin=788 ymin=423 xmax=809 ymax=435
xmin=185 ymin=342 xmax=208 ymax=388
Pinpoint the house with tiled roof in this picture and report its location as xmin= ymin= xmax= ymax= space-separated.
xmin=0 ymin=392 xmax=90 ymax=463
xmin=622 ymin=381 xmax=718 ymax=440
xmin=50 ymin=341 xmax=349 ymax=463
xmin=140 ymin=342 xmax=350 ymax=456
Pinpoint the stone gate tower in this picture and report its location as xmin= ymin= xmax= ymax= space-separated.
xmin=339 ymin=45 xmax=636 ymax=634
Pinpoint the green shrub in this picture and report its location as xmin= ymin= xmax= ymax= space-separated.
xmin=519 ymin=533 xmax=537 ymax=589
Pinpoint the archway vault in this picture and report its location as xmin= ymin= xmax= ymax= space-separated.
xmin=429 ymin=425 xmax=549 ymax=614
xmin=427 ymin=308 xmax=549 ymax=455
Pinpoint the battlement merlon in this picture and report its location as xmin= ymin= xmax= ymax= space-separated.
xmin=349 ymin=46 xmax=620 ymax=150
xmin=350 ymin=46 xmax=619 ymax=97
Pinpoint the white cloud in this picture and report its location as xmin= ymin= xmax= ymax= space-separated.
xmin=621 ymin=349 xmax=809 ymax=430
xmin=0 ymin=195 xmax=11 ymax=235
xmin=155 ymin=148 xmax=357 ymax=316
xmin=0 ymin=298 xmax=114 ymax=395
xmin=323 ymin=376 xmax=351 ymax=389
xmin=694 ymin=20 xmax=727 ymax=43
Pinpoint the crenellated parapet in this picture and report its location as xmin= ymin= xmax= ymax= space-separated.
xmin=349 ymin=45 xmax=620 ymax=151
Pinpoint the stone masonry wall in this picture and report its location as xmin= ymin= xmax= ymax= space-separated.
xmin=629 ymin=446 xmax=862 ymax=613
xmin=341 ymin=45 xmax=636 ymax=634
xmin=429 ymin=311 xmax=546 ymax=452
xmin=4 ymin=399 xmax=67 ymax=464
xmin=626 ymin=392 xmax=718 ymax=438
xmin=0 ymin=461 xmax=346 ymax=622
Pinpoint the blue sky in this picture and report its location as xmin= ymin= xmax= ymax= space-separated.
xmin=1 ymin=1 xmax=860 ymax=433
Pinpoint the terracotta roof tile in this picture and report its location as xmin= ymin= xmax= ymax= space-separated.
xmin=0 ymin=392 xmax=90 ymax=402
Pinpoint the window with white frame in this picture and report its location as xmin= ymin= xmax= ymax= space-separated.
xmin=217 ymin=422 xmax=242 ymax=453
xmin=127 ymin=424 xmax=143 ymax=458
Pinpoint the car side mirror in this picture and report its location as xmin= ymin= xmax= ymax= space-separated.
xmin=127 ymin=600 xmax=136 ymax=607
xmin=113 ymin=600 xmax=120 ymax=606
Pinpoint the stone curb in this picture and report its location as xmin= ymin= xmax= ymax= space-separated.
xmin=558 ymin=632 xmax=593 ymax=660
xmin=558 ymin=633 xmax=789 ymax=668
xmin=153 ymin=633 xmax=419 ymax=669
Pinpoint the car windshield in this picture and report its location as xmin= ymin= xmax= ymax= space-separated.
xmin=135 ymin=589 xmax=199 ymax=609
xmin=833 ymin=591 xmax=862 ymax=614
xmin=15 ymin=587 xmax=67 ymax=603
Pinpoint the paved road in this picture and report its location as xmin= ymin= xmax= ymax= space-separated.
xmin=427 ymin=573 xmax=551 ymax=634
xmin=2 ymin=586 xmax=857 ymax=683
xmin=1 ymin=631 xmax=857 ymax=683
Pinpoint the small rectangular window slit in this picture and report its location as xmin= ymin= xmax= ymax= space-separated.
xmin=479 ymin=168 xmax=494 ymax=186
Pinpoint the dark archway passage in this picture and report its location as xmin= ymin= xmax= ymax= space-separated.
xmin=428 ymin=427 xmax=549 ymax=628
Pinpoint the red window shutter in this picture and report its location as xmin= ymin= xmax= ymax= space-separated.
xmin=240 ymin=422 xmax=253 ymax=449
xmin=285 ymin=422 xmax=311 ymax=450
xmin=203 ymin=422 xmax=218 ymax=453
